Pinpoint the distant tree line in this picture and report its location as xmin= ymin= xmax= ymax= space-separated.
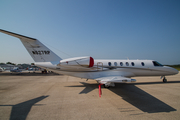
xmin=0 ymin=62 xmax=35 ymax=66
xmin=6 ymin=62 xmax=16 ymax=65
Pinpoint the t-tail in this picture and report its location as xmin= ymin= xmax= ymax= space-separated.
xmin=0 ymin=29 xmax=62 ymax=62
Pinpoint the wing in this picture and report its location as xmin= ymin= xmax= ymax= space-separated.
xmin=95 ymin=76 xmax=136 ymax=84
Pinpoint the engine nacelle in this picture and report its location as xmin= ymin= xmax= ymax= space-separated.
xmin=58 ymin=56 xmax=94 ymax=68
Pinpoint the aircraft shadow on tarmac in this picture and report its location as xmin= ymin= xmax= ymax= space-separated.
xmin=0 ymin=95 xmax=49 ymax=120
xmin=67 ymin=81 xmax=180 ymax=113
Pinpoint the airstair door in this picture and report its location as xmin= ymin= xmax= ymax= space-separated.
xmin=97 ymin=62 xmax=103 ymax=71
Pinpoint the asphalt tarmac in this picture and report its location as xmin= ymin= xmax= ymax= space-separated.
xmin=0 ymin=71 xmax=180 ymax=120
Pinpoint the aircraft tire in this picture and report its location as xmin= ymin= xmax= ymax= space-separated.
xmin=163 ymin=78 xmax=167 ymax=83
xmin=103 ymin=84 xmax=110 ymax=88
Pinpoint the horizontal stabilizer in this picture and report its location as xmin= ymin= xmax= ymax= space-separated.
xmin=0 ymin=29 xmax=36 ymax=41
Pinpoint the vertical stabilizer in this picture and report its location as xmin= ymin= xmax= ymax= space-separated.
xmin=0 ymin=29 xmax=62 ymax=62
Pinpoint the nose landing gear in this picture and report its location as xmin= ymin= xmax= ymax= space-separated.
xmin=162 ymin=76 xmax=167 ymax=83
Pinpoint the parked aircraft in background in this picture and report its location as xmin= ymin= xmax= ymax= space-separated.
xmin=28 ymin=68 xmax=35 ymax=73
xmin=10 ymin=67 xmax=22 ymax=73
xmin=0 ymin=67 xmax=4 ymax=72
xmin=0 ymin=29 xmax=178 ymax=97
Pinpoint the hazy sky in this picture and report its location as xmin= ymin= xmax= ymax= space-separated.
xmin=0 ymin=0 xmax=180 ymax=65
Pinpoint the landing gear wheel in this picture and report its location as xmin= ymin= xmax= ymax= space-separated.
xmin=42 ymin=69 xmax=47 ymax=74
xmin=103 ymin=84 xmax=110 ymax=88
xmin=163 ymin=77 xmax=167 ymax=83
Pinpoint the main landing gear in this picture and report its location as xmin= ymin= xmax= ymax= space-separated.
xmin=103 ymin=84 xmax=110 ymax=88
xmin=42 ymin=69 xmax=47 ymax=74
xmin=103 ymin=82 xmax=115 ymax=88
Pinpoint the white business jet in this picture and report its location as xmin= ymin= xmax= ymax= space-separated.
xmin=0 ymin=29 xmax=178 ymax=97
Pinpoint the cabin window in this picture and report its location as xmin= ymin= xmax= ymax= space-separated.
xmin=141 ymin=62 xmax=145 ymax=66
xmin=153 ymin=61 xmax=163 ymax=66
xmin=114 ymin=62 xmax=117 ymax=66
xmin=131 ymin=62 xmax=135 ymax=66
xmin=120 ymin=62 xmax=123 ymax=66
xmin=108 ymin=62 xmax=111 ymax=66
xmin=126 ymin=62 xmax=129 ymax=66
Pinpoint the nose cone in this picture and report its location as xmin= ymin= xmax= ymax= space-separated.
xmin=163 ymin=66 xmax=179 ymax=75
xmin=174 ymin=68 xmax=179 ymax=74
xmin=169 ymin=67 xmax=179 ymax=75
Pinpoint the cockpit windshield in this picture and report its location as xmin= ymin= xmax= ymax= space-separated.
xmin=152 ymin=61 xmax=163 ymax=66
